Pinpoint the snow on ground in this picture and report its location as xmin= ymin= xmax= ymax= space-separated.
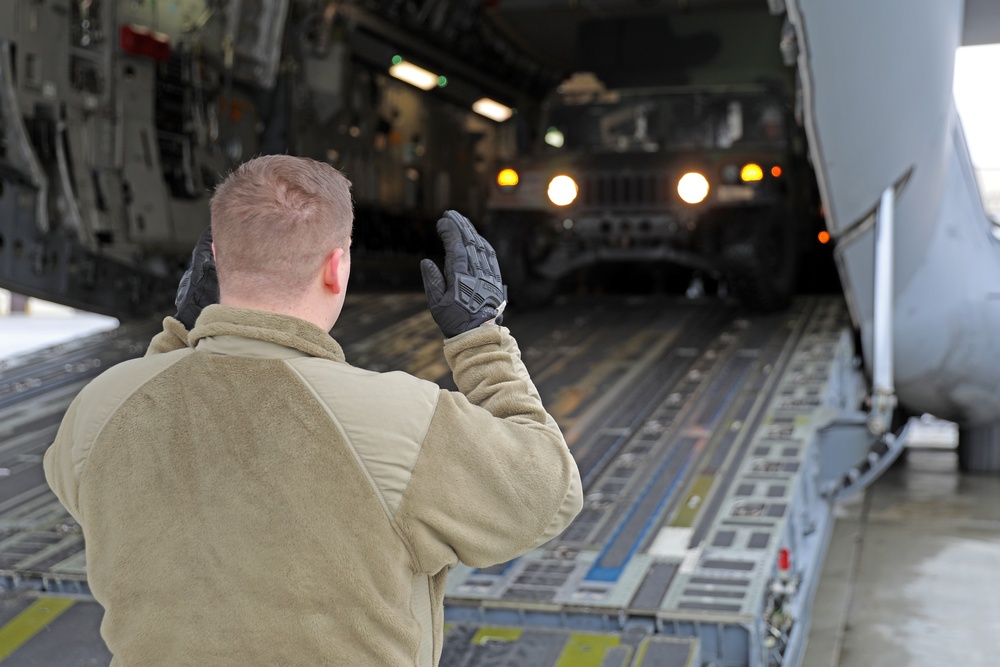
xmin=0 ymin=293 xmax=119 ymax=361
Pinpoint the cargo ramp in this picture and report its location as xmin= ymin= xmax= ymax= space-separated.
xmin=0 ymin=293 xmax=885 ymax=667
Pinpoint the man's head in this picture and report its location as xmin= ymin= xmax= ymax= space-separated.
xmin=210 ymin=155 xmax=353 ymax=327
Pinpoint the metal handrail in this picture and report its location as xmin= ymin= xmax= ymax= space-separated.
xmin=869 ymin=185 xmax=897 ymax=435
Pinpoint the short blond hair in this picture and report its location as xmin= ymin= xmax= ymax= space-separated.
xmin=210 ymin=155 xmax=353 ymax=302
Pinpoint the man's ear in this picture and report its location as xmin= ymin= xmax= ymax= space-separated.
xmin=322 ymin=248 xmax=346 ymax=294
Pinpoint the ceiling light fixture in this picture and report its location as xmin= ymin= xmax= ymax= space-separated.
xmin=389 ymin=61 xmax=439 ymax=91
xmin=473 ymin=98 xmax=513 ymax=122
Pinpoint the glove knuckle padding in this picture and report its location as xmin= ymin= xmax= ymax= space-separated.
xmin=423 ymin=210 xmax=509 ymax=337
xmin=454 ymin=274 xmax=503 ymax=313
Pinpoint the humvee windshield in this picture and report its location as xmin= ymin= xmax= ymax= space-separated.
xmin=540 ymin=91 xmax=786 ymax=154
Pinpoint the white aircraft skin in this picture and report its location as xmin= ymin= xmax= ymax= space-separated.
xmin=787 ymin=0 xmax=1000 ymax=427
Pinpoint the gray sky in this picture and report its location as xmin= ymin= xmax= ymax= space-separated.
xmin=954 ymin=44 xmax=1000 ymax=169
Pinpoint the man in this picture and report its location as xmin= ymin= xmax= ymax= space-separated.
xmin=43 ymin=155 xmax=582 ymax=666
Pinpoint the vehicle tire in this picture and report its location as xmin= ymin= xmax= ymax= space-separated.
xmin=486 ymin=214 xmax=558 ymax=308
xmin=958 ymin=422 xmax=1000 ymax=473
xmin=721 ymin=208 xmax=798 ymax=313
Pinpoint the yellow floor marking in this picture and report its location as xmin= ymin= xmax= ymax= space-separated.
xmin=632 ymin=638 xmax=651 ymax=666
xmin=530 ymin=327 xmax=616 ymax=385
xmin=0 ymin=598 xmax=76 ymax=662
xmin=550 ymin=387 xmax=585 ymax=420
xmin=554 ymin=633 xmax=622 ymax=667
xmin=544 ymin=328 xmax=659 ymax=421
xmin=671 ymin=475 xmax=716 ymax=527
xmin=632 ymin=637 xmax=697 ymax=666
xmin=471 ymin=626 xmax=523 ymax=645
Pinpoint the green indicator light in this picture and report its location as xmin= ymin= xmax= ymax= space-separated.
xmin=391 ymin=55 xmax=403 ymax=65
xmin=437 ymin=76 xmax=448 ymax=87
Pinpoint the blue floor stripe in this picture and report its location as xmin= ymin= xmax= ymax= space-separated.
xmin=585 ymin=449 xmax=693 ymax=582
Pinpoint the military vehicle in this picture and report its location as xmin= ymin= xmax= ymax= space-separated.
xmin=484 ymin=10 xmax=825 ymax=311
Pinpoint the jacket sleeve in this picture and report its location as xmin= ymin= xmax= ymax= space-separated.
xmin=395 ymin=324 xmax=583 ymax=572
xmin=144 ymin=316 xmax=189 ymax=356
xmin=43 ymin=394 xmax=85 ymax=523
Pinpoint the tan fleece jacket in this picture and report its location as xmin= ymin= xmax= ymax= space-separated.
xmin=43 ymin=305 xmax=582 ymax=667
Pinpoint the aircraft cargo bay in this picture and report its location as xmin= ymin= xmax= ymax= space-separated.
xmin=3 ymin=1 xmax=1000 ymax=662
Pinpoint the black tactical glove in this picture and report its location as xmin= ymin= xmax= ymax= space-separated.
xmin=420 ymin=210 xmax=508 ymax=338
xmin=174 ymin=225 xmax=219 ymax=330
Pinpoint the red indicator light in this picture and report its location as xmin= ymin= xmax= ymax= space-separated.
xmin=120 ymin=24 xmax=171 ymax=63
xmin=771 ymin=165 xmax=782 ymax=178
xmin=778 ymin=547 xmax=791 ymax=571
xmin=818 ymin=231 xmax=831 ymax=244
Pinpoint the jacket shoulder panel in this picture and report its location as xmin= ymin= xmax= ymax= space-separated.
xmin=72 ymin=348 xmax=195 ymax=479
xmin=284 ymin=358 xmax=440 ymax=516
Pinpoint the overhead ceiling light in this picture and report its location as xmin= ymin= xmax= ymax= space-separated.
xmin=389 ymin=61 xmax=439 ymax=91
xmin=473 ymin=98 xmax=513 ymax=122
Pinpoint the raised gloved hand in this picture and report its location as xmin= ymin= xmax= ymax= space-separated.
xmin=174 ymin=225 xmax=219 ymax=330
xmin=420 ymin=210 xmax=508 ymax=338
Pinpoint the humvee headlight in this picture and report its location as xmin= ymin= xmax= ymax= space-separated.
xmin=677 ymin=172 xmax=710 ymax=204
xmin=497 ymin=168 xmax=519 ymax=187
xmin=548 ymin=175 xmax=578 ymax=206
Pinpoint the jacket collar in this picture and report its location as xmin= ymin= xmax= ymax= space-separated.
xmin=188 ymin=305 xmax=346 ymax=363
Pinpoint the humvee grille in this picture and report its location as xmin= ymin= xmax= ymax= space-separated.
xmin=581 ymin=172 xmax=664 ymax=208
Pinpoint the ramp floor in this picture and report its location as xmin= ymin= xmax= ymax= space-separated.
xmin=0 ymin=293 xmax=997 ymax=666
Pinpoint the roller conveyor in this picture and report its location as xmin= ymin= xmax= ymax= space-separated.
xmin=0 ymin=293 xmax=862 ymax=667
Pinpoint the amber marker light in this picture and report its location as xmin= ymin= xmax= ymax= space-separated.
xmin=740 ymin=163 xmax=764 ymax=182
xmin=677 ymin=172 xmax=710 ymax=204
xmin=497 ymin=168 xmax=519 ymax=187
xmin=771 ymin=165 xmax=783 ymax=178
xmin=547 ymin=175 xmax=578 ymax=206
xmin=818 ymin=231 xmax=831 ymax=244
